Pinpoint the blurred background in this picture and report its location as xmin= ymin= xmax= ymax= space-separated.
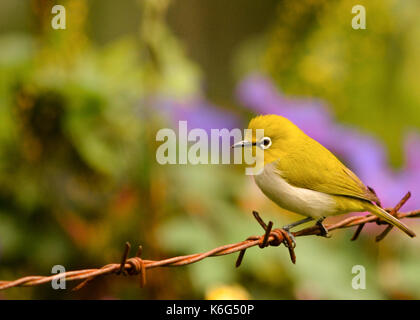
xmin=0 ymin=0 xmax=420 ymax=299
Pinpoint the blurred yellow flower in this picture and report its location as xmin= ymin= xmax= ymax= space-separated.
xmin=205 ymin=284 xmax=251 ymax=300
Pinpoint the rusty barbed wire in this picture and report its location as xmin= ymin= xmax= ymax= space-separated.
xmin=0 ymin=192 xmax=419 ymax=292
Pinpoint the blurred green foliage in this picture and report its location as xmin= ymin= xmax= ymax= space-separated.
xmin=263 ymin=0 xmax=420 ymax=166
xmin=0 ymin=0 xmax=419 ymax=300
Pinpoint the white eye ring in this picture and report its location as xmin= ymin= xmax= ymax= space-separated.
xmin=259 ymin=137 xmax=272 ymax=149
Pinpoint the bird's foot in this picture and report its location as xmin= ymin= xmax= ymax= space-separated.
xmin=316 ymin=218 xmax=331 ymax=238
xmin=281 ymin=227 xmax=296 ymax=248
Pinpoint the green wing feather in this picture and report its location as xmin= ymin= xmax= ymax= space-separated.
xmin=273 ymin=136 xmax=379 ymax=204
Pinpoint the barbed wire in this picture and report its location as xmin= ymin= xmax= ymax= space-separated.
xmin=0 ymin=192 xmax=419 ymax=292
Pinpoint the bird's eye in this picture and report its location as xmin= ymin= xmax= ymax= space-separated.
xmin=260 ymin=137 xmax=272 ymax=149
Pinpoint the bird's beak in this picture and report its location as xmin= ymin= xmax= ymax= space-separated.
xmin=231 ymin=140 xmax=253 ymax=148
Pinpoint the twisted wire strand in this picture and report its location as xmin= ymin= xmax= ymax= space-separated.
xmin=0 ymin=192 xmax=418 ymax=291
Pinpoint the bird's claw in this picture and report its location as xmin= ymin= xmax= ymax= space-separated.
xmin=281 ymin=227 xmax=296 ymax=248
xmin=316 ymin=220 xmax=331 ymax=238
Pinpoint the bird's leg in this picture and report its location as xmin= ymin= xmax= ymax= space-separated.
xmin=282 ymin=217 xmax=314 ymax=230
xmin=281 ymin=217 xmax=314 ymax=248
xmin=316 ymin=217 xmax=330 ymax=237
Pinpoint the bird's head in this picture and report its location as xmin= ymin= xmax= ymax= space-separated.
xmin=232 ymin=115 xmax=304 ymax=166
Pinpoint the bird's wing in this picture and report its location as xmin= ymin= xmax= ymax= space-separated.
xmin=273 ymin=138 xmax=379 ymax=203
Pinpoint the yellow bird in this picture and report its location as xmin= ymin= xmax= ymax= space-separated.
xmin=233 ymin=114 xmax=416 ymax=239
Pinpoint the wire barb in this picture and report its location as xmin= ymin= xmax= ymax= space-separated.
xmin=0 ymin=192 xmax=418 ymax=291
xmin=117 ymin=242 xmax=131 ymax=276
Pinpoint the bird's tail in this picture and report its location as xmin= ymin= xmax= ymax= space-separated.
xmin=366 ymin=203 xmax=416 ymax=238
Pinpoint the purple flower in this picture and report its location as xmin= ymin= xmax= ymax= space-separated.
xmin=152 ymin=96 xmax=239 ymax=133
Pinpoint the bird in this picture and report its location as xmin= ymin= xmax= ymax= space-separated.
xmin=232 ymin=114 xmax=416 ymax=240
